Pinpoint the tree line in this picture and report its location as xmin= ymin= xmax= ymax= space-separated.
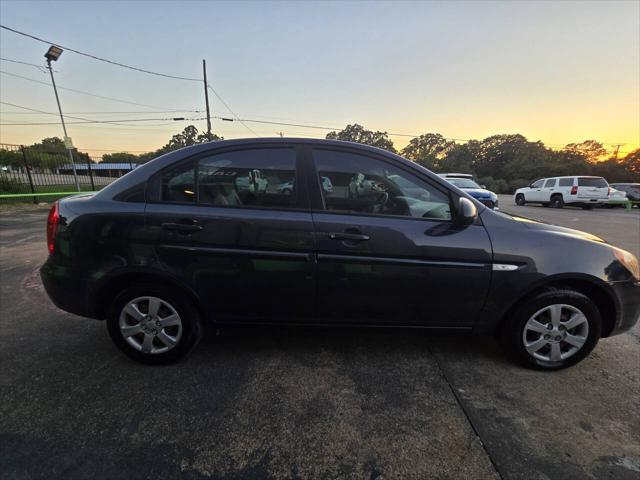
xmin=1 ymin=123 xmax=637 ymax=193
xmin=326 ymin=124 xmax=638 ymax=192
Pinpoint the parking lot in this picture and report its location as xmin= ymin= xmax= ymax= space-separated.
xmin=1 ymin=197 xmax=639 ymax=480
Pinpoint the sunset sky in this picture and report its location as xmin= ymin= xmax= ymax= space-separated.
xmin=0 ymin=0 xmax=638 ymax=158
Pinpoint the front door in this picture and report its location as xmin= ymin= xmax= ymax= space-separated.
xmin=527 ymin=179 xmax=545 ymax=202
xmin=308 ymin=148 xmax=492 ymax=327
xmin=145 ymin=146 xmax=316 ymax=323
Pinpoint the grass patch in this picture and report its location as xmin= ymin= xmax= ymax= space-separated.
xmin=0 ymin=184 xmax=102 ymax=203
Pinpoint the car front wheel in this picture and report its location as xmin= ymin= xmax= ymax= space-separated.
xmin=501 ymin=288 xmax=601 ymax=370
xmin=107 ymin=284 xmax=201 ymax=364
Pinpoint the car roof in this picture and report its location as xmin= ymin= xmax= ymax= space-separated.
xmin=539 ymin=176 xmax=605 ymax=179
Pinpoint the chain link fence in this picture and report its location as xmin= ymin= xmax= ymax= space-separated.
xmin=0 ymin=143 xmax=137 ymax=203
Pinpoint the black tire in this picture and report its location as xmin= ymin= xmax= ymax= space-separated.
xmin=500 ymin=288 xmax=602 ymax=370
xmin=581 ymin=204 xmax=595 ymax=210
xmin=550 ymin=194 xmax=564 ymax=208
xmin=107 ymin=284 xmax=202 ymax=365
xmin=515 ymin=194 xmax=526 ymax=206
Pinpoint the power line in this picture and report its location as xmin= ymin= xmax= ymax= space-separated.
xmin=1 ymin=119 xmax=203 ymax=126
xmin=0 ymin=110 xmax=200 ymax=115
xmin=0 ymin=101 xmax=204 ymax=126
xmin=0 ymin=56 xmax=48 ymax=72
xmin=0 ymin=70 xmax=196 ymax=111
xmin=0 ymin=24 xmax=201 ymax=82
xmin=207 ymin=84 xmax=258 ymax=136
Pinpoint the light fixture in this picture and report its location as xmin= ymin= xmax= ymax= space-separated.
xmin=44 ymin=45 xmax=63 ymax=62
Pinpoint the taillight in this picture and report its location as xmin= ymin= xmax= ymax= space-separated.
xmin=47 ymin=202 xmax=59 ymax=254
xmin=608 ymin=187 xmax=611 ymax=196
xmin=570 ymin=186 xmax=578 ymax=195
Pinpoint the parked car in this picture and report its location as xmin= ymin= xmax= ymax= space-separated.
xmin=610 ymin=183 xmax=640 ymax=205
xmin=601 ymin=188 xmax=628 ymax=208
xmin=40 ymin=139 xmax=640 ymax=370
xmin=514 ymin=176 xmax=609 ymax=209
xmin=439 ymin=174 xmax=499 ymax=210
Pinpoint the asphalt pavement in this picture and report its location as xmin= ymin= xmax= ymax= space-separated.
xmin=1 ymin=199 xmax=639 ymax=480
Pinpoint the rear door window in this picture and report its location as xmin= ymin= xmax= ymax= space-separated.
xmin=197 ymin=148 xmax=298 ymax=208
xmin=161 ymin=163 xmax=196 ymax=203
xmin=578 ymin=177 xmax=608 ymax=188
xmin=543 ymin=179 xmax=556 ymax=188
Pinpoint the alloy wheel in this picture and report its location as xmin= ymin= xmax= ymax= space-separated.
xmin=522 ymin=304 xmax=589 ymax=362
xmin=119 ymin=296 xmax=183 ymax=354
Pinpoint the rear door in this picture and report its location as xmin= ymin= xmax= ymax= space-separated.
xmin=540 ymin=178 xmax=557 ymax=202
xmin=145 ymin=145 xmax=316 ymax=323
xmin=577 ymin=177 xmax=609 ymax=201
xmin=307 ymin=147 xmax=492 ymax=327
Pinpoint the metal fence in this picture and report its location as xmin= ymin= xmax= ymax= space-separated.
xmin=0 ymin=143 xmax=137 ymax=203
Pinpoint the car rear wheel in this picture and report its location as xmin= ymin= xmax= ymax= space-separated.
xmin=550 ymin=195 xmax=564 ymax=208
xmin=501 ymin=288 xmax=601 ymax=370
xmin=107 ymin=284 xmax=201 ymax=364
xmin=515 ymin=194 xmax=526 ymax=206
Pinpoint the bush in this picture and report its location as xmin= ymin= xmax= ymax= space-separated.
xmin=477 ymin=176 xmax=510 ymax=194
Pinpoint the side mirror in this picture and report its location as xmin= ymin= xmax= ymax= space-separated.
xmin=457 ymin=197 xmax=478 ymax=225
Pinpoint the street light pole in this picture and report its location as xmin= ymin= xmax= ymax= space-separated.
xmin=202 ymin=59 xmax=212 ymax=141
xmin=45 ymin=47 xmax=80 ymax=191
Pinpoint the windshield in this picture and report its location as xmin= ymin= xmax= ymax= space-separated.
xmin=447 ymin=178 xmax=481 ymax=189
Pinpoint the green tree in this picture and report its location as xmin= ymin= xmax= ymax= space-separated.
xmin=0 ymin=149 xmax=23 ymax=169
xmin=24 ymin=137 xmax=93 ymax=168
xmin=439 ymin=142 xmax=480 ymax=173
xmin=621 ymin=148 xmax=639 ymax=177
xmin=326 ymin=124 xmax=396 ymax=153
xmin=563 ymin=140 xmax=607 ymax=163
xmin=400 ymin=133 xmax=455 ymax=170
xmin=102 ymin=152 xmax=140 ymax=164
xmin=138 ymin=125 xmax=222 ymax=163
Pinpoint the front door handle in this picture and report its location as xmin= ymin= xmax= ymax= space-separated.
xmin=162 ymin=222 xmax=204 ymax=232
xmin=328 ymin=232 xmax=370 ymax=242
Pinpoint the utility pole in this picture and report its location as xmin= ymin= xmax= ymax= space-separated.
xmin=613 ymin=144 xmax=622 ymax=159
xmin=45 ymin=46 xmax=80 ymax=191
xmin=202 ymin=59 xmax=212 ymax=141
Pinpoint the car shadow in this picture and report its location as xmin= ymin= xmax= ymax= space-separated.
xmin=190 ymin=323 xmax=511 ymax=367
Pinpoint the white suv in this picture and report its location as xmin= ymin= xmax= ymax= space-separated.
xmin=514 ymin=176 xmax=609 ymax=209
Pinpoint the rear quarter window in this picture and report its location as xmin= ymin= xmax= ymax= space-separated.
xmin=578 ymin=177 xmax=608 ymax=187
xmin=558 ymin=178 xmax=574 ymax=187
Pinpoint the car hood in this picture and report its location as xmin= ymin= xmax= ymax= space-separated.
xmin=502 ymin=212 xmax=607 ymax=244
xmin=463 ymin=188 xmax=497 ymax=198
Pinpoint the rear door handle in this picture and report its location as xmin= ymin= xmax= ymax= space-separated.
xmin=328 ymin=232 xmax=370 ymax=242
xmin=162 ymin=222 xmax=204 ymax=232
